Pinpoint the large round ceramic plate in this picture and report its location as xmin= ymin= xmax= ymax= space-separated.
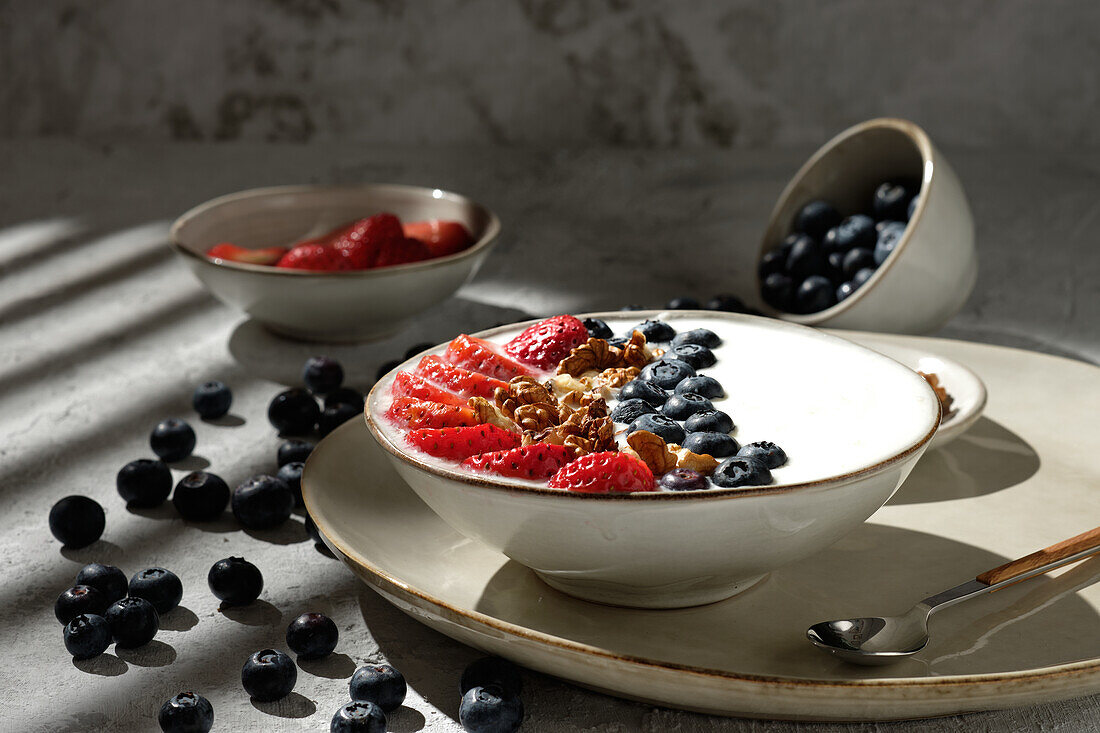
xmin=303 ymin=333 xmax=1100 ymax=721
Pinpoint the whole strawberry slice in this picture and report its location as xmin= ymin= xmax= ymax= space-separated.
xmin=275 ymin=243 xmax=353 ymax=271
xmin=504 ymin=315 xmax=589 ymax=371
xmin=387 ymin=397 xmax=481 ymax=429
xmin=403 ymin=220 xmax=474 ymax=258
xmin=406 ymin=424 xmax=520 ymax=460
xmin=462 ymin=444 xmax=575 ymax=480
xmin=332 ymin=213 xmax=405 ymax=269
xmin=206 ymin=243 xmax=288 ymax=266
xmin=391 ymin=371 xmax=468 ymax=407
xmin=374 ymin=237 xmax=430 ymax=268
xmin=547 ymin=451 xmax=656 ymax=493
xmin=414 ymin=355 xmax=507 ymax=400
xmin=444 ymin=334 xmax=537 ymax=381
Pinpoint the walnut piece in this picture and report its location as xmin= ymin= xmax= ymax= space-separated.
xmin=626 ymin=430 xmax=679 ymax=475
xmin=594 ymin=366 xmax=640 ymax=390
xmin=494 ymin=376 xmax=555 ymax=420
xmin=676 ymin=448 xmax=719 ymax=476
xmin=918 ymin=371 xmax=957 ymax=419
xmin=620 ymin=331 xmax=654 ymax=370
xmin=557 ymin=338 xmax=623 ymax=376
xmin=468 ymin=397 xmax=519 ymax=433
xmin=513 ymin=403 xmax=559 ymax=433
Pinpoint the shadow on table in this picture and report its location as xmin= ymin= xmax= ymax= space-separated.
xmin=60 ymin=540 xmax=124 ymax=565
xmin=220 ymin=599 xmax=283 ymax=627
xmin=244 ymin=517 xmax=310 ymax=546
xmin=73 ymin=652 xmax=126 ymax=676
xmin=251 ymin=691 xmax=316 ymax=718
xmin=116 ymin=639 xmax=176 ymax=667
xmin=171 ymin=454 xmax=211 ymax=471
xmin=159 ymin=605 xmax=200 ymax=632
xmin=387 ymin=705 xmax=427 ymax=732
xmin=887 ymin=416 xmax=1040 ymax=505
xmin=298 ymin=651 xmax=356 ymax=679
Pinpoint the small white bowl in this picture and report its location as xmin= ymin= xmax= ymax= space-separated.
xmin=364 ymin=311 xmax=941 ymax=609
xmin=757 ymin=118 xmax=977 ymax=334
xmin=170 ymin=183 xmax=500 ymax=342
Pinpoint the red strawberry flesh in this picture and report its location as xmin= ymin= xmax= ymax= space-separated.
xmin=547 ymin=451 xmax=656 ymax=493
xmin=414 ymin=355 xmax=506 ymax=400
xmin=504 ymin=315 xmax=589 ymax=371
xmin=406 ymin=424 xmax=520 ymax=460
xmin=391 ymin=371 xmax=467 ymax=406
xmin=444 ymin=334 xmax=538 ymax=380
xmin=386 ymin=397 xmax=480 ymax=429
xmin=461 ymin=444 xmax=575 ymax=480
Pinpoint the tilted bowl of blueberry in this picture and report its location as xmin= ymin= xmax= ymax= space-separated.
xmin=756 ymin=117 xmax=976 ymax=334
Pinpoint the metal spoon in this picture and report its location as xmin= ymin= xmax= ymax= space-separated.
xmin=807 ymin=525 xmax=1100 ymax=665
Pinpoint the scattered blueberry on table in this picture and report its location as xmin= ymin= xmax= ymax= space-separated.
xmin=241 ymin=649 xmax=297 ymax=702
xmin=460 ymin=656 xmax=523 ymax=698
xmin=172 ymin=470 xmax=230 ymax=521
xmin=285 ymin=612 xmax=339 ymax=659
xmin=48 ymin=495 xmax=105 ymax=548
xmin=459 ymin=686 xmax=524 ymax=733
xmin=150 ymin=418 xmax=197 ymax=462
xmin=666 ymin=296 xmax=700 ymax=310
xmin=128 ymin=567 xmax=183 ymax=615
xmin=277 ymin=438 xmax=314 ymax=467
xmin=330 ymin=700 xmax=387 ymax=733
xmin=350 ymin=663 xmax=407 ymax=712
xmin=116 ymin=459 xmax=173 ymax=507
xmin=276 ymin=461 xmax=305 ymax=506
xmin=303 ymin=355 xmax=345 ymax=395
xmin=192 ymin=380 xmax=232 ymax=420
xmin=267 ymin=388 xmax=321 ymax=435
xmin=55 ymin=585 xmax=108 ymax=624
xmin=207 ymin=556 xmax=263 ymax=606
xmin=231 ymin=474 xmax=294 ymax=530
xmin=63 ymin=614 xmax=112 ymax=660
xmin=158 ymin=692 xmax=214 ymax=733
xmin=318 ymin=401 xmax=361 ymax=437
xmin=75 ymin=563 xmax=128 ymax=605
xmin=105 ymin=596 xmax=160 ymax=648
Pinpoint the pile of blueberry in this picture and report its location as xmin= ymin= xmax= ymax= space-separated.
xmin=583 ymin=318 xmax=788 ymax=489
xmin=759 ymin=181 xmax=920 ymax=314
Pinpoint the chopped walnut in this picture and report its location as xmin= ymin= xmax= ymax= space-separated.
xmin=594 ymin=366 xmax=640 ymax=390
xmin=549 ymin=373 xmax=591 ymax=406
xmin=620 ymin=331 xmax=653 ymax=370
xmin=918 ymin=371 xmax=956 ymax=419
xmin=468 ymin=397 xmax=519 ymax=432
xmin=675 ymin=448 xmax=719 ymax=476
xmin=513 ymin=402 xmax=559 ymax=433
xmin=557 ymin=338 xmax=625 ymax=376
xmin=494 ymin=376 xmax=555 ymax=420
xmin=626 ymin=430 xmax=680 ymax=475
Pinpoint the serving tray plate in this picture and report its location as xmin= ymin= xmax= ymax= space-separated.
xmin=303 ymin=332 xmax=1100 ymax=720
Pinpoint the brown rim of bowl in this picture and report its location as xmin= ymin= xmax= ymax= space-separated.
xmin=758 ymin=117 xmax=934 ymax=325
xmin=168 ymin=182 xmax=501 ymax=277
xmin=363 ymin=310 xmax=942 ymax=502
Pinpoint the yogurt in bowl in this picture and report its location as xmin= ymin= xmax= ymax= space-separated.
xmin=366 ymin=311 xmax=939 ymax=608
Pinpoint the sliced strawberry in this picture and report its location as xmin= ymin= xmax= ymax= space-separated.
xmin=403 ymin=220 xmax=474 ymax=258
xmin=547 ymin=451 xmax=656 ymax=493
xmin=443 ymin=334 xmax=538 ymax=380
xmin=406 ymin=424 xmax=520 ymax=460
xmin=332 ymin=213 xmax=405 ymax=269
xmin=206 ymin=243 xmax=288 ymax=266
xmin=462 ymin=444 xmax=575 ymax=480
xmin=386 ymin=397 xmax=480 ymax=429
xmin=390 ymin=371 xmax=468 ymax=406
xmin=374 ymin=237 xmax=431 ymax=268
xmin=504 ymin=315 xmax=589 ymax=371
xmin=275 ymin=243 xmax=353 ymax=271
xmin=413 ymin=355 xmax=507 ymax=400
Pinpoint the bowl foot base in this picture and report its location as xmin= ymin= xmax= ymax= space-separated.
xmin=534 ymin=571 xmax=769 ymax=609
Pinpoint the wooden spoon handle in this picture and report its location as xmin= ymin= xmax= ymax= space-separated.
xmin=977 ymin=526 xmax=1100 ymax=585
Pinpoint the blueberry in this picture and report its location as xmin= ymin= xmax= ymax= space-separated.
xmin=794 ymin=200 xmax=842 ymax=241
xmin=711 ymin=456 xmax=772 ymax=488
xmin=842 ymin=247 xmax=876 ymax=279
xmin=330 ymin=701 xmax=387 ymax=733
xmin=318 ymin=402 xmax=360 ymax=437
xmin=172 ymin=471 xmax=230 ymax=521
xmin=606 ymin=336 xmax=630 ymax=349
xmin=795 ymin=275 xmax=837 ymax=313
xmin=619 ymin=379 xmax=668 ymax=406
xmin=638 ymin=359 xmax=695 ymax=390
xmin=582 ymin=318 xmax=613 ymax=339
xmin=627 ymin=414 xmax=686 ymax=445
xmin=105 ymin=596 xmax=159 ymax=648
xmin=281 ymin=611 xmax=339 ymax=659
xmin=872 ymin=182 xmax=914 ymax=221
xmin=192 ymin=381 xmax=232 ymax=420
xmin=459 ymin=686 xmax=524 ymax=733
xmin=267 ymin=388 xmax=321 ymax=435
xmin=129 ymin=567 xmax=183 ymax=615
xmin=208 ymin=557 xmax=263 ymax=606
xmin=63 ymin=614 xmax=111 ymax=660
xmin=852 ymin=267 xmax=876 ymax=288
xmin=232 ymin=474 xmax=294 ymax=530
xmin=836 ymin=281 xmax=856 ymax=302
xmin=761 ymin=272 xmax=794 ymax=311
xmin=874 ymin=221 xmax=906 ymax=265
xmin=658 ymin=468 xmax=708 ymax=492
xmin=241 ymin=649 xmax=297 ymax=702
xmin=684 ymin=409 xmax=734 ymax=434
xmin=55 ymin=585 xmax=107 ymax=624
xmin=737 ymin=441 xmax=788 ymax=469
xmin=350 ymin=664 xmax=407 ymax=712
xmin=276 ymin=461 xmax=304 ymax=507
xmin=324 ymin=387 xmax=365 ymax=412
xmin=303 ymin=356 xmax=344 ymax=394
xmin=375 ymin=359 xmax=401 ymax=382
xmin=824 ymin=251 xmax=845 ymax=282
xmin=75 ymin=563 xmax=128 ymax=605
xmin=822 ymin=215 xmax=875 ymax=254
xmin=631 ymin=319 xmax=676 ymax=342
xmin=675 ymin=375 xmax=724 ymax=399
xmin=610 ymin=398 xmax=656 ymax=424
xmin=706 ymin=293 xmax=749 ymax=313
xmin=48 ymin=495 xmax=105 ymax=548
xmin=757 ymin=249 xmax=786 ymax=280
xmin=660 ymin=393 xmax=714 ymax=420
xmin=403 ymin=343 xmax=434 ymax=360
xmin=460 ymin=657 xmax=521 ymax=698
xmin=116 ymin=459 xmax=172 ymax=507
xmin=671 ymin=328 xmax=721 ymax=349
xmin=682 ymin=431 xmax=740 ymax=458
xmin=278 ymin=439 xmax=314 ymax=467
xmin=667 ymin=343 xmax=715 ymax=369
xmin=907 ymin=195 xmax=919 ymax=220
xmin=777 ymin=233 xmax=803 ymax=256
xmin=150 ymin=418 xmax=196 ymax=462
xmin=158 ymin=692 xmax=214 ymax=733
xmin=784 ymin=235 xmax=825 ymax=282
xmin=666 ymin=296 xmax=699 ymax=310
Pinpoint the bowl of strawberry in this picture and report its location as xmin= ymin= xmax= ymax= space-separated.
xmin=362 ymin=310 xmax=940 ymax=608
xmin=171 ymin=183 xmax=500 ymax=341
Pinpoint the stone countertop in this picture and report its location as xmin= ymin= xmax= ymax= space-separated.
xmin=2 ymin=141 xmax=1098 ymax=732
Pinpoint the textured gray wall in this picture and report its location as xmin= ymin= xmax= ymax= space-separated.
xmin=2 ymin=0 xmax=1096 ymax=148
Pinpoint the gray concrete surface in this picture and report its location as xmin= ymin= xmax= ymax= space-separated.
xmin=2 ymin=141 xmax=1099 ymax=731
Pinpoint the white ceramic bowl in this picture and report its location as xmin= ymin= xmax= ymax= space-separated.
xmin=170 ymin=183 xmax=500 ymax=342
xmin=364 ymin=311 xmax=941 ymax=609
xmin=757 ymin=118 xmax=977 ymax=334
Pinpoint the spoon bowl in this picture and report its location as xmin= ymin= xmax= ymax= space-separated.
xmin=807 ymin=607 xmax=931 ymax=665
